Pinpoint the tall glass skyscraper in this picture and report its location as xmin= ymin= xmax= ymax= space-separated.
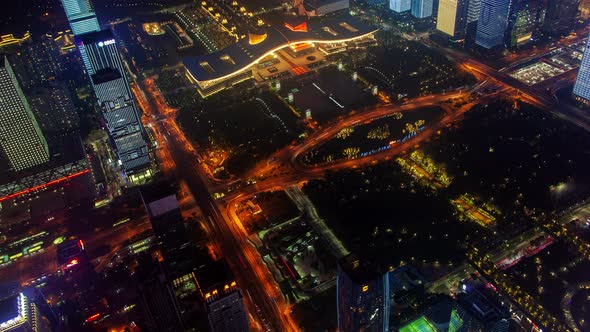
xmin=0 ymin=56 xmax=49 ymax=171
xmin=60 ymin=0 xmax=152 ymax=183
xmin=475 ymin=0 xmax=511 ymax=49
xmin=573 ymin=37 xmax=590 ymax=104
xmin=337 ymin=255 xmax=390 ymax=332
xmin=411 ymin=0 xmax=433 ymax=18
xmin=60 ymin=0 xmax=101 ymax=74
xmin=78 ymin=30 xmax=152 ymax=180
xmin=436 ymin=0 xmax=469 ymax=37
xmin=390 ymin=0 xmax=412 ymax=12
xmin=60 ymin=0 xmax=100 ymax=36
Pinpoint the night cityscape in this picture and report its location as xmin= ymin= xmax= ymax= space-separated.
xmin=3 ymin=0 xmax=590 ymax=331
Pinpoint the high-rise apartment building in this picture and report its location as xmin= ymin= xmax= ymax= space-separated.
xmin=475 ymin=0 xmax=511 ymax=49
xmin=436 ymin=0 xmax=469 ymax=37
xmin=337 ymin=254 xmax=390 ymax=332
xmin=411 ymin=0 xmax=433 ymax=18
xmin=390 ymin=0 xmax=412 ymax=12
xmin=0 ymin=56 xmax=49 ymax=171
xmin=29 ymin=83 xmax=80 ymax=135
xmin=573 ymin=36 xmax=590 ymax=104
xmin=9 ymin=35 xmax=63 ymax=90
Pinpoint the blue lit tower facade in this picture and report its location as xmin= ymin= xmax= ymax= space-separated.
xmin=475 ymin=0 xmax=511 ymax=49
xmin=78 ymin=30 xmax=152 ymax=181
xmin=411 ymin=0 xmax=433 ymax=18
xmin=60 ymin=0 xmax=101 ymax=73
xmin=573 ymin=37 xmax=590 ymax=104
xmin=61 ymin=0 xmax=153 ymax=183
xmin=337 ymin=255 xmax=390 ymax=332
xmin=390 ymin=0 xmax=412 ymax=12
xmin=60 ymin=0 xmax=100 ymax=35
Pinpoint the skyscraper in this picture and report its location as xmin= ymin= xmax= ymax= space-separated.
xmin=136 ymin=254 xmax=185 ymax=332
xmin=542 ymin=0 xmax=579 ymax=35
xmin=337 ymin=254 xmax=390 ymax=332
xmin=0 ymin=56 xmax=49 ymax=171
xmin=60 ymin=0 xmax=101 ymax=36
xmin=506 ymin=0 xmax=546 ymax=48
xmin=196 ymin=260 xmax=250 ymax=332
xmin=76 ymin=30 xmax=152 ymax=182
xmin=467 ymin=0 xmax=483 ymax=23
xmin=436 ymin=0 xmax=469 ymax=37
xmin=29 ymin=83 xmax=80 ymax=135
xmin=573 ymin=37 xmax=590 ymax=104
xmin=390 ymin=0 xmax=412 ymax=12
xmin=475 ymin=0 xmax=511 ymax=49
xmin=411 ymin=0 xmax=433 ymax=18
xmin=141 ymin=181 xmax=198 ymax=278
xmin=61 ymin=0 xmax=153 ymax=183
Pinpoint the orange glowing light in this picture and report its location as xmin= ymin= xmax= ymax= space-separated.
xmin=0 ymin=169 xmax=91 ymax=202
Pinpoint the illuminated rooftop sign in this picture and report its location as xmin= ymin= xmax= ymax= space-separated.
xmin=98 ymin=39 xmax=115 ymax=47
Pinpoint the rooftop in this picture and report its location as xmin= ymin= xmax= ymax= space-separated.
xmin=77 ymin=29 xmax=114 ymax=45
xmin=339 ymin=254 xmax=383 ymax=284
xmin=183 ymin=14 xmax=377 ymax=82
xmin=0 ymin=294 xmax=20 ymax=325
xmin=196 ymin=259 xmax=235 ymax=293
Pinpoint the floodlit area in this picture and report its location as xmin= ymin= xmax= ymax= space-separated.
xmin=399 ymin=316 xmax=437 ymax=332
xmin=510 ymin=62 xmax=565 ymax=85
xmin=510 ymin=46 xmax=584 ymax=85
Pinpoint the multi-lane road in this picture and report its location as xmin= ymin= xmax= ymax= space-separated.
xmin=133 ymin=35 xmax=590 ymax=331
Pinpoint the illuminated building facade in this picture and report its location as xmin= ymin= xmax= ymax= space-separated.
xmin=436 ymin=0 xmax=468 ymax=37
xmin=59 ymin=0 xmax=100 ymax=36
xmin=337 ymin=254 xmax=389 ymax=332
xmin=475 ymin=0 xmax=511 ymax=49
xmin=0 ymin=32 xmax=31 ymax=54
xmin=78 ymin=30 xmax=152 ymax=183
xmin=573 ymin=37 xmax=590 ymax=104
xmin=0 ymin=293 xmax=50 ymax=332
xmin=411 ymin=0 xmax=433 ymax=18
xmin=0 ymin=56 xmax=49 ymax=172
xmin=184 ymin=15 xmax=378 ymax=97
xmin=390 ymin=0 xmax=411 ymax=12
xmin=467 ymin=0 xmax=482 ymax=23
xmin=506 ymin=0 xmax=546 ymax=48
